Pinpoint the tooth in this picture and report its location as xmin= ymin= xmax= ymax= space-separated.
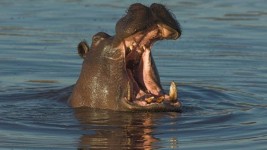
xmin=145 ymin=96 xmax=154 ymax=104
xmin=127 ymin=81 xmax=131 ymax=101
xmin=141 ymin=45 xmax=147 ymax=52
xmin=142 ymin=46 xmax=147 ymax=51
xmin=156 ymin=96 xmax=164 ymax=103
xmin=132 ymin=42 xmax=137 ymax=47
xmin=169 ymin=81 xmax=178 ymax=102
xmin=129 ymin=45 xmax=133 ymax=51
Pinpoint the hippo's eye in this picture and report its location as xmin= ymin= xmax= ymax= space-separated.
xmin=93 ymin=37 xmax=100 ymax=43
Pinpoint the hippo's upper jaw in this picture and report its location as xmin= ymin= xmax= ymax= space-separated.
xmin=69 ymin=3 xmax=182 ymax=111
xmin=114 ymin=3 xmax=182 ymax=111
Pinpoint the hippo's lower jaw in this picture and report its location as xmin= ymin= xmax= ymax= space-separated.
xmin=119 ymin=24 xmax=182 ymax=111
xmin=122 ymin=98 xmax=181 ymax=112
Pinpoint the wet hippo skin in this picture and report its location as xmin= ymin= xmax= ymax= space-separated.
xmin=69 ymin=3 xmax=182 ymax=111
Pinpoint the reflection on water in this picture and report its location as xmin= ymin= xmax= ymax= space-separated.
xmin=0 ymin=0 xmax=267 ymax=149
xmin=74 ymin=109 xmax=178 ymax=149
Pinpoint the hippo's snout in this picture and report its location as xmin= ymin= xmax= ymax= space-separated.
xmin=150 ymin=3 xmax=181 ymax=40
xmin=115 ymin=3 xmax=181 ymax=42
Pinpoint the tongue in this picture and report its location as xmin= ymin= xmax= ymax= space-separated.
xmin=136 ymin=46 xmax=163 ymax=96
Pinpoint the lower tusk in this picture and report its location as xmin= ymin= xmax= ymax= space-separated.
xmin=169 ymin=81 xmax=178 ymax=102
xmin=127 ymin=81 xmax=131 ymax=101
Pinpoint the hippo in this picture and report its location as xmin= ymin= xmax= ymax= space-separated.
xmin=69 ymin=3 xmax=182 ymax=111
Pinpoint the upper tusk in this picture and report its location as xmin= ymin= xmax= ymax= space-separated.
xmin=129 ymin=45 xmax=133 ymax=51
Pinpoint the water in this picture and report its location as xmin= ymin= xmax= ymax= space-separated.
xmin=0 ymin=0 xmax=267 ymax=149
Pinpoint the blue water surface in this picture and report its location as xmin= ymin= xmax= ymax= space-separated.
xmin=0 ymin=0 xmax=267 ymax=149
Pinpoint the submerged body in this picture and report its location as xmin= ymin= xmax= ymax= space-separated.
xmin=69 ymin=3 xmax=182 ymax=111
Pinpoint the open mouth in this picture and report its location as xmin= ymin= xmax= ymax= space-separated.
xmin=123 ymin=24 xmax=180 ymax=108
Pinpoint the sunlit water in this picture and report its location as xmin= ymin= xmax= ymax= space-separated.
xmin=0 ymin=0 xmax=267 ymax=149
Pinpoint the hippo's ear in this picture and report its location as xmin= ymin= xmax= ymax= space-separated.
xmin=77 ymin=41 xmax=90 ymax=59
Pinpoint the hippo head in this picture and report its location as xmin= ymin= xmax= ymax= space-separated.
xmin=69 ymin=3 xmax=182 ymax=111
